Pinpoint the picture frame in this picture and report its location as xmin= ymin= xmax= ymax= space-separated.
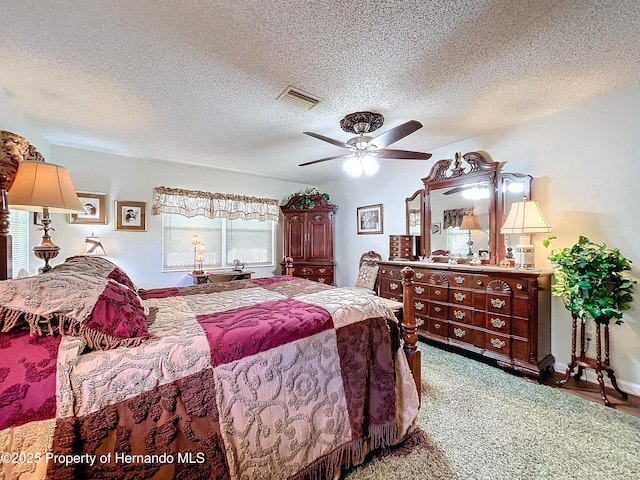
xmin=431 ymin=222 xmax=442 ymax=235
xmin=356 ymin=204 xmax=383 ymax=235
xmin=115 ymin=200 xmax=146 ymax=231
xmin=69 ymin=192 xmax=107 ymax=224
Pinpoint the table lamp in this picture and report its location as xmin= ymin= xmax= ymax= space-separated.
xmin=460 ymin=214 xmax=481 ymax=256
xmin=80 ymin=232 xmax=107 ymax=255
xmin=500 ymin=199 xmax=551 ymax=269
xmin=7 ymin=161 xmax=85 ymax=272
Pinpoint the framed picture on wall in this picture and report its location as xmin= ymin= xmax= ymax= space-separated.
xmin=356 ymin=204 xmax=383 ymax=235
xmin=69 ymin=192 xmax=107 ymax=224
xmin=431 ymin=222 xmax=442 ymax=235
xmin=115 ymin=200 xmax=146 ymax=231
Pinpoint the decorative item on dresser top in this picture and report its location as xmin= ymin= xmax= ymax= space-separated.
xmin=280 ymin=188 xmax=336 ymax=284
xmin=378 ymin=260 xmax=553 ymax=378
xmin=389 ymin=234 xmax=418 ymax=260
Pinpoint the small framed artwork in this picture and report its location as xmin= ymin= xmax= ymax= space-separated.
xmin=357 ymin=204 xmax=383 ymax=235
xmin=431 ymin=223 xmax=442 ymax=235
xmin=115 ymin=201 xmax=146 ymax=231
xmin=69 ymin=192 xmax=107 ymax=224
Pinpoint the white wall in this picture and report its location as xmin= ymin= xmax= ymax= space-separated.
xmin=0 ymin=89 xmax=50 ymax=159
xmin=321 ymin=85 xmax=640 ymax=394
xmin=44 ymin=147 xmax=309 ymax=288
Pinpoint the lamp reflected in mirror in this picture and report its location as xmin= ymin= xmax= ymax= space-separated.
xmin=460 ymin=214 xmax=481 ymax=256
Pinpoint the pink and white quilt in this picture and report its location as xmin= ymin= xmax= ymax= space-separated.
xmin=0 ymin=276 xmax=419 ymax=479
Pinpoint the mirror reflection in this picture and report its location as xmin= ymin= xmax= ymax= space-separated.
xmin=429 ymin=182 xmax=490 ymax=257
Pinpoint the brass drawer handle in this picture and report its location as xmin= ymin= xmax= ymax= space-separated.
xmin=453 ymin=327 xmax=466 ymax=338
xmin=318 ymin=278 xmax=326 ymax=283
xmin=434 ymin=323 xmax=441 ymax=329
xmin=390 ymin=282 xmax=399 ymax=290
xmin=434 ymin=306 xmax=441 ymax=312
xmin=434 ymin=289 xmax=441 ymax=296
xmin=415 ymin=272 xmax=424 ymax=279
xmin=455 ymin=276 xmax=465 ymax=284
xmin=477 ymin=279 xmax=483 ymax=286
xmin=490 ymin=338 xmax=506 ymax=349
xmin=415 ymin=286 xmax=425 ymax=294
xmin=319 ymin=268 xmax=326 ymax=273
xmin=416 ymin=318 xmax=425 ymax=327
xmin=454 ymin=292 xmax=466 ymax=301
xmin=490 ymin=317 xmax=506 ymax=329
xmin=491 ymin=298 xmax=506 ymax=309
xmin=453 ymin=310 xmax=466 ymax=320
xmin=415 ymin=302 xmax=425 ymax=311
xmin=516 ymin=283 xmax=523 ymax=290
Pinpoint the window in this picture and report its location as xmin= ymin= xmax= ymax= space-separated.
xmin=9 ymin=210 xmax=30 ymax=276
xmin=446 ymin=227 xmax=469 ymax=256
xmin=161 ymin=213 xmax=275 ymax=271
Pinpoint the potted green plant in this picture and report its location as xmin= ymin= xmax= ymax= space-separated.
xmin=283 ymin=187 xmax=336 ymax=209
xmin=543 ymin=235 xmax=635 ymax=325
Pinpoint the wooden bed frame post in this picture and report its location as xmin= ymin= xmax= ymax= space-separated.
xmin=0 ymin=176 xmax=12 ymax=281
xmin=401 ymin=266 xmax=421 ymax=402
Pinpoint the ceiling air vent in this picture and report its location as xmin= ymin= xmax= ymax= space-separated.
xmin=277 ymin=86 xmax=321 ymax=110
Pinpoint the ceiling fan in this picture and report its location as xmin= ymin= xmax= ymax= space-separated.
xmin=299 ymin=112 xmax=432 ymax=176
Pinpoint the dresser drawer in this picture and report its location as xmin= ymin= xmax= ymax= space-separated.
xmin=447 ymin=272 xmax=473 ymax=288
xmin=428 ymin=318 xmax=447 ymax=337
xmin=485 ymin=313 xmax=511 ymax=334
xmin=429 ymin=284 xmax=448 ymax=302
xmin=449 ymin=305 xmax=473 ymax=325
xmin=414 ymin=299 xmax=427 ymax=316
xmin=413 ymin=284 xmax=428 ymax=299
xmin=450 ymin=288 xmax=473 ymax=307
xmin=429 ymin=301 xmax=448 ymax=319
xmin=380 ymin=277 xmax=403 ymax=297
xmin=449 ymin=323 xmax=473 ymax=345
xmin=486 ymin=293 xmax=511 ymax=315
xmin=485 ymin=332 xmax=511 ymax=357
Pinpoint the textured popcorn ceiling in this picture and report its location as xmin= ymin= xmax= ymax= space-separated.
xmin=1 ymin=1 xmax=639 ymax=184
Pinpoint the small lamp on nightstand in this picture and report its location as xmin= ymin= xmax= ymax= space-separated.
xmin=80 ymin=232 xmax=106 ymax=256
xmin=500 ymin=198 xmax=551 ymax=269
xmin=7 ymin=161 xmax=85 ymax=272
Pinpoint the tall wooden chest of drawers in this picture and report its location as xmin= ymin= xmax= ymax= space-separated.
xmin=389 ymin=234 xmax=417 ymax=260
xmin=378 ymin=260 xmax=553 ymax=378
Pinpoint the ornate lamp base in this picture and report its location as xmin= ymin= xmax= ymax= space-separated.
xmin=33 ymin=245 xmax=60 ymax=273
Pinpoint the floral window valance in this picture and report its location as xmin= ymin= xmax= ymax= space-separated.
xmin=443 ymin=207 xmax=474 ymax=230
xmin=152 ymin=186 xmax=280 ymax=222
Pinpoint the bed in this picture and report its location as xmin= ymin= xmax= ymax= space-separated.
xmin=0 ymin=174 xmax=421 ymax=479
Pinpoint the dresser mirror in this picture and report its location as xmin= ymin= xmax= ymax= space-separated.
xmin=405 ymin=189 xmax=424 ymax=255
xmin=497 ymin=172 xmax=532 ymax=261
xmin=422 ymin=152 xmax=498 ymax=262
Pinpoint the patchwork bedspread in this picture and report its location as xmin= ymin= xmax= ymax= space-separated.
xmin=0 ymin=276 xmax=419 ymax=479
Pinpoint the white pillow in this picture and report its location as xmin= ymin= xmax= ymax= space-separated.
xmin=355 ymin=264 xmax=379 ymax=291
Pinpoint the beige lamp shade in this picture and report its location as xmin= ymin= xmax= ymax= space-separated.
xmin=6 ymin=161 xmax=85 ymax=213
xmin=501 ymin=200 xmax=551 ymax=234
xmin=460 ymin=214 xmax=481 ymax=231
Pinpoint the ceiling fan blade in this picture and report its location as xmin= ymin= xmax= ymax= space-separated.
xmin=370 ymin=120 xmax=423 ymax=149
xmin=377 ymin=149 xmax=432 ymax=160
xmin=303 ymin=131 xmax=352 ymax=149
xmin=298 ymin=154 xmax=352 ymax=167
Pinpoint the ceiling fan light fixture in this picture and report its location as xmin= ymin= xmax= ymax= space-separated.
xmin=343 ymin=157 xmax=363 ymax=177
xmin=361 ymin=156 xmax=379 ymax=176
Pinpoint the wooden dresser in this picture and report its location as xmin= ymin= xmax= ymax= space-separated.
xmin=378 ymin=260 xmax=553 ymax=378
xmin=280 ymin=194 xmax=336 ymax=285
xmin=389 ymin=234 xmax=417 ymax=260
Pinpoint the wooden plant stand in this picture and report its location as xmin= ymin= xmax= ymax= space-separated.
xmin=556 ymin=314 xmax=628 ymax=408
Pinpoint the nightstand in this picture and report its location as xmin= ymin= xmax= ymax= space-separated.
xmin=190 ymin=270 xmax=254 ymax=284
